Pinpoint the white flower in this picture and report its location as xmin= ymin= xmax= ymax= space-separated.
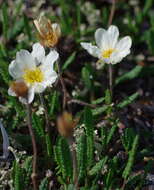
xmin=81 ymin=25 xmax=132 ymax=65
xmin=8 ymin=43 xmax=59 ymax=104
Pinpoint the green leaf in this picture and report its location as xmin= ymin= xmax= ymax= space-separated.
xmin=32 ymin=113 xmax=44 ymax=137
xmin=106 ymin=122 xmax=118 ymax=145
xmin=147 ymin=29 xmax=154 ymax=55
xmin=105 ymin=89 xmax=111 ymax=104
xmin=77 ymin=134 xmax=87 ymax=182
xmin=67 ymin=184 xmax=75 ymax=190
xmin=24 ymin=14 xmax=32 ymax=40
xmin=92 ymin=97 xmax=105 ymax=105
xmin=92 ymin=105 xmax=108 ymax=116
xmin=62 ymin=52 xmax=76 ymax=70
xmin=45 ymin=134 xmax=52 ymax=157
xmin=49 ymin=91 xmax=59 ymax=116
xmin=39 ymin=177 xmax=48 ymax=190
xmin=89 ymin=156 xmax=108 ymax=176
xmin=82 ymin=66 xmax=92 ymax=89
xmin=84 ymin=107 xmax=94 ymax=166
xmin=143 ymin=0 xmax=153 ymax=15
xmin=54 ymin=137 xmax=72 ymax=180
xmin=117 ymin=92 xmax=139 ymax=109
xmin=122 ymin=135 xmax=139 ymax=179
xmin=8 ymin=18 xmax=24 ymax=40
xmin=121 ymin=128 xmax=136 ymax=152
xmin=115 ymin=66 xmax=143 ymax=85
xmin=2 ymin=3 xmax=8 ymax=40
xmin=23 ymin=157 xmax=32 ymax=188
xmin=14 ymin=161 xmax=24 ymax=190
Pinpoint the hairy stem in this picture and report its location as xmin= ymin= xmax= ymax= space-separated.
xmin=26 ymin=103 xmax=38 ymax=190
xmin=67 ymin=136 xmax=79 ymax=190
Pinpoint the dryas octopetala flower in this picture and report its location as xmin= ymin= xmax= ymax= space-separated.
xmin=8 ymin=43 xmax=59 ymax=104
xmin=81 ymin=25 xmax=132 ymax=65
xmin=34 ymin=16 xmax=61 ymax=48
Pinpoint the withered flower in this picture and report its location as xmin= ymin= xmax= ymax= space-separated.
xmin=34 ymin=16 xmax=61 ymax=48
xmin=57 ymin=112 xmax=78 ymax=138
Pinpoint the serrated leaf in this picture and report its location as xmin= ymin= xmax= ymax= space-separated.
xmin=123 ymin=135 xmax=139 ymax=179
xmin=89 ymin=156 xmax=108 ymax=176
xmin=84 ymin=107 xmax=94 ymax=166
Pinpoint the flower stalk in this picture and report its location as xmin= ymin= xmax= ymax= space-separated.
xmin=26 ymin=103 xmax=38 ymax=190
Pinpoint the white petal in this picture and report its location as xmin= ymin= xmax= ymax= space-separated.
xmin=80 ymin=42 xmax=100 ymax=58
xmin=33 ymin=83 xmax=46 ymax=93
xmin=8 ymin=87 xmax=16 ymax=96
xmin=52 ymin=23 xmax=61 ymax=37
xmin=41 ymin=50 xmax=59 ymax=70
xmin=43 ymin=70 xmax=58 ymax=86
xmin=100 ymin=31 xmax=111 ymax=50
xmin=16 ymin=50 xmax=36 ymax=70
xmin=27 ymin=87 xmax=35 ymax=103
xmin=110 ymin=52 xmax=123 ymax=64
xmin=107 ymin=25 xmax=119 ymax=48
xmin=94 ymin=28 xmax=106 ymax=48
xmin=116 ymin=36 xmax=132 ymax=53
xmin=31 ymin=43 xmax=45 ymax=65
xmin=9 ymin=60 xmax=23 ymax=79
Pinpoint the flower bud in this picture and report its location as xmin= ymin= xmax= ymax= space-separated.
xmin=34 ymin=16 xmax=61 ymax=48
xmin=57 ymin=112 xmax=78 ymax=138
xmin=10 ymin=81 xmax=28 ymax=98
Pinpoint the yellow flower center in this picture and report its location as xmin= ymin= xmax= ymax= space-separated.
xmin=23 ymin=68 xmax=44 ymax=84
xmin=102 ymin=49 xmax=115 ymax=58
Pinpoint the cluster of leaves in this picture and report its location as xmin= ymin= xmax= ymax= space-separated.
xmin=0 ymin=0 xmax=154 ymax=189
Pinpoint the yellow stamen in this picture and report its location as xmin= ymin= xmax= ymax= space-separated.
xmin=23 ymin=68 xmax=44 ymax=84
xmin=102 ymin=49 xmax=115 ymax=58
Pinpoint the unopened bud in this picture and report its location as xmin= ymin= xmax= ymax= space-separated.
xmin=57 ymin=112 xmax=78 ymax=138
